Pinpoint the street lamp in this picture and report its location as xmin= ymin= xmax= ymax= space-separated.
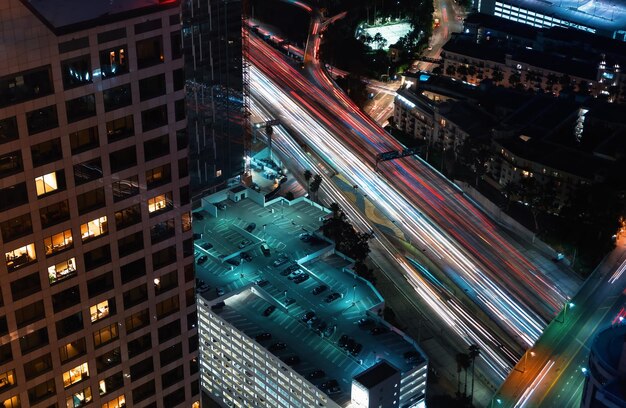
xmin=516 ymin=349 xmax=535 ymax=373
xmin=556 ymin=301 xmax=574 ymax=323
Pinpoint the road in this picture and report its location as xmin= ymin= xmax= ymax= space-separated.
xmin=249 ymin=29 xmax=580 ymax=349
xmin=493 ymin=239 xmax=626 ymax=407
xmin=250 ymin=95 xmax=502 ymax=405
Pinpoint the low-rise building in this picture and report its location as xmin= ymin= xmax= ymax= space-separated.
xmin=193 ymin=192 xmax=428 ymax=408
xmin=441 ymin=14 xmax=626 ymax=103
xmin=394 ymin=74 xmax=623 ymax=206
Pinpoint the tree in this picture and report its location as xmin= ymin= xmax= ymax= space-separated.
xmin=509 ymin=72 xmax=521 ymax=88
xmin=309 ymin=174 xmax=323 ymax=201
xmin=329 ymin=202 xmax=342 ymax=219
xmin=303 ymin=170 xmax=312 ymax=194
xmin=445 ymin=65 xmax=457 ymax=76
xmin=458 ymin=138 xmax=492 ymax=187
xmin=322 ymin=203 xmax=371 ymax=261
xmin=468 ymin=345 xmax=481 ymax=405
xmin=492 ymin=68 xmax=504 ymax=84
xmin=285 ymin=191 xmax=295 ymax=201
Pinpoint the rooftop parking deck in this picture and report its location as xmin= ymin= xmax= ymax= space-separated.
xmin=194 ymin=193 xmax=425 ymax=403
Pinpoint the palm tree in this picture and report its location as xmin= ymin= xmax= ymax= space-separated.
xmin=329 ymin=202 xmax=341 ymax=219
xmin=468 ymin=345 xmax=480 ymax=405
xmin=309 ymin=174 xmax=323 ymax=201
xmin=303 ymin=170 xmax=312 ymax=194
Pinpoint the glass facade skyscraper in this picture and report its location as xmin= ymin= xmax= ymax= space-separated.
xmin=182 ymin=0 xmax=245 ymax=198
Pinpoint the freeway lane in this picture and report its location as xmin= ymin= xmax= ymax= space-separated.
xmin=248 ymin=33 xmax=580 ymax=352
xmin=250 ymin=66 xmax=520 ymax=383
xmin=250 ymin=94 xmax=514 ymax=401
xmin=494 ymin=240 xmax=626 ymax=407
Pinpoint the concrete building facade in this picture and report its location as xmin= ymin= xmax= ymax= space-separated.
xmin=0 ymin=1 xmax=198 ymax=406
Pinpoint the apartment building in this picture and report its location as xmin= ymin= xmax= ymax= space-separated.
xmin=0 ymin=0 xmax=198 ymax=407
xmin=441 ymin=14 xmax=625 ymax=103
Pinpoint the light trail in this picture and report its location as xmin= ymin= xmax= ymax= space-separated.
xmin=608 ymin=257 xmax=626 ymax=284
xmin=514 ymin=360 xmax=555 ymax=408
xmin=250 ymin=97 xmax=516 ymax=380
xmin=250 ymin=59 xmax=546 ymax=348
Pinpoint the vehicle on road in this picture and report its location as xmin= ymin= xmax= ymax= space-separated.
xmin=260 ymin=243 xmax=271 ymax=256
xmin=324 ymin=292 xmax=342 ymax=303
xmin=263 ymin=305 xmax=276 ymax=316
xmin=293 ymin=274 xmax=309 ymax=284
xmin=255 ymin=332 xmax=272 ymax=342
xmin=269 ymin=342 xmax=286 ymax=351
xmin=307 ymin=369 xmax=325 ymax=379
xmin=245 ymin=222 xmax=256 ymax=232
xmin=193 ymin=233 xmax=202 ymax=240
xmin=299 ymin=232 xmax=312 ymax=242
xmin=273 ymin=255 xmax=289 ymax=267
xmin=287 ymin=269 xmax=304 ymax=280
xmin=283 ymin=355 xmax=300 ymax=366
xmin=196 ymin=284 xmax=210 ymax=293
xmin=301 ymin=311 xmax=315 ymax=322
xmin=256 ymin=279 xmax=269 ymax=287
xmin=216 ymin=202 xmax=227 ymax=210
xmin=196 ymin=255 xmax=208 ymax=265
xmin=281 ymin=264 xmax=300 ymax=275
xmin=357 ymin=318 xmax=373 ymax=328
xmin=239 ymin=239 xmax=251 ymax=249
xmin=216 ymin=287 xmax=225 ymax=296
xmin=284 ymin=297 xmax=295 ymax=306
xmin=370 ymin=326 xmax=389 ymax=335
xmin=226 ymin=258 xmax=240 ymax=266
xmin=201 ymin=241 xmax=213 ymax=250
xmin=241 ymin=251 xmax=252 ymax=262
xmin=338 ymin=335 xmax=349 ymax=348
xmin=312 ymin=284 xmax=328 ymax=295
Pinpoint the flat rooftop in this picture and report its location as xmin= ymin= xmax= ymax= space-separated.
xmin=493 ymin=0 xmax=626 ymax=36
xmin=23 ymin=0 xmax=179 ymax=34
xmin=353 ymin=360 xmax=399 ymax=388
xmin=194 ymin=192 xmax=424 ymax=403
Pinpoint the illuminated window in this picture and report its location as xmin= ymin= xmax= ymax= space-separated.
xmin=101 ymin=394 xmax=125 ymax=408
xmin=35 ymin=172 xmax=59 ymax=196
xmin=147 ymin=192 xmax=172 ymax=215
xmin=93 ymin=324 xmax=118 ymax=348
xmin=90 ymin=300 xmax=110 ymax=323
xmin=0 ymin=369 xmax=16 ymax=390
xmin=44 ymin=229 xmax=73 ymax=256
xmin=216 ymin=169 xmax=222 ymax=177
xmin=0 ymin=395 xmax=19 ymax=408
xmin=181 ymin=212 xmax=191 ymax=232
xmin=63 ymin=362 xmax=89 ymax=388
xmin=48 ymin=257 xmax=76 ymax=284
xmin=67 ymin=386 xmax=92 ymax=408
xmin=81 ymin=216 xmax=108 ymax=242
xmin=5 ymin=243 xmax=36 ymax=272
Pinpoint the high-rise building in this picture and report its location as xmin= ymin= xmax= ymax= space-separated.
xmin=181 ymin=0 xmax=245 ymax=197
xmin=0 ymin=1 xmax=198 ymax=407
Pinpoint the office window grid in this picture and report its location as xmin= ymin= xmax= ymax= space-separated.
xmin=0 ymin=4 xmax=196 ymax=407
